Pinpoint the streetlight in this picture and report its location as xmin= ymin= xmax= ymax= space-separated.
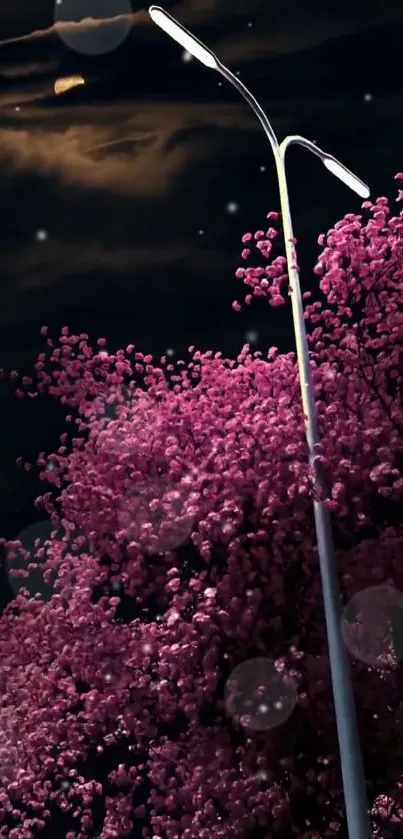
xmin=148 ymin=7 xmax=373 ymax=839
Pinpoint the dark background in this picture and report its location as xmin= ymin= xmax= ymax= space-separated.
xmin=0 ymin=0 xmax=402 ymax=606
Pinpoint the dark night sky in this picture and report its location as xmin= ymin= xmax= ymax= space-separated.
xmin=0 ymin=0 xmax=402 ymax=546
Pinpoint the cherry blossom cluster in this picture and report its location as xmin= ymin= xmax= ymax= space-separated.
xmin=0 ymin=175 xmax=402 ymax=838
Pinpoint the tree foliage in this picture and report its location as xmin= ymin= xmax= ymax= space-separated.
xmin=0 ymin=175 xmax=403 ymax=839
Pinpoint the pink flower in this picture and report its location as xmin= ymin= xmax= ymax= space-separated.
xmin=1 ymin=171 xmax=403 ymax=838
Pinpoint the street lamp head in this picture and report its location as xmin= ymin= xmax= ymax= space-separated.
xmin=148 ymin=6 xmax=220 ymax=69
xmin=279 ymin=137 xmax=370 ymax=199
xmin=323 ymin=156 xmax=370 ymax=199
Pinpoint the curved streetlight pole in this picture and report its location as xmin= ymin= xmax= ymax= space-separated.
xmin=148 ymin=8 xmax=373 ymax=839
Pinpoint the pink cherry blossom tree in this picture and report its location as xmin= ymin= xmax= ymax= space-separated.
xmin=0 ymin=174 xmax=403 ymax=839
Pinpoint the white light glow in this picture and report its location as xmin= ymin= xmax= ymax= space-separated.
xmin=149 ymin=6 xmax=219 ymax=69
xmin=323 ymin=157 xmax=370 ymax=198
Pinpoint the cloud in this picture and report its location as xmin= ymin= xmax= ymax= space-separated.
xmin=3 ymin=238 xmax=228 ymax=282
xmin=0 ymin=10 xmax=148 ymax=47
xmin=0 ymin=237 xmax=234 ymax=326
xmin=0 ymin=0 xmax=399 ymax=306
xmin=0 ymin=97 xmax=268 ymax=196
xmin=0 ymin=9 xmax=148 ymax=52
xmin=0 ymin=10 xmax=148 ymax=105
xmin=1 ymin=60 xmax=58 ymax=77
xmin=212 ymin=0 xmax=403 ymax=65
xmin=168 ymin=0 xmax=264 ymax=25
xmin=0 ymin=0 xmax=400 ymax=109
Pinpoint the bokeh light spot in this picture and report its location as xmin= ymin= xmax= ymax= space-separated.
xmin=54 ymin=0 xmax=132 ymax=56
xmin=341 ymin=583 xmax=403 ymax=669
xmin=224 ymin=657 xmax=299 ymax=731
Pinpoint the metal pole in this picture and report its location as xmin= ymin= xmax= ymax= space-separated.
xmin=217 ymin=63 xmax=372 ymax=839
xmin=146 ymin=12 xmax=372 ymax=832
xmin=273 ymin=148 xmax=372 ymax=839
